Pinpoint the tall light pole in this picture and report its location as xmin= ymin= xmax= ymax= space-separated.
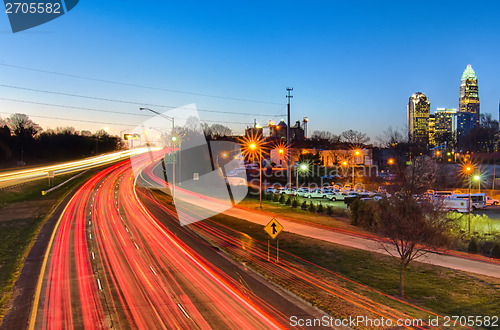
xmin=296 ymin=163 xmax=308 ymax=189
xmin=286 ymin=87 xmax=293 ymax=189
xmin=140 ymin=108 xmax=176 ymax=199
xmin=474 ymin=174 xmax=481 ymax=193
xmin=352 ymin=150 xmax=360 ymax=186
xmin=464 ymin=165 xmax=472 ymax=233
xmin=249 ymin=142 xmax=263 ymax=209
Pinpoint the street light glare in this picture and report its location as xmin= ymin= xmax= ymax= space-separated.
xmin=250 ymin=143 xmax=257 ymax=149
xmin=300 ymin=164 xmax=308 ymax=171
xmin=474 ymin=175 xmax=480 ymax=181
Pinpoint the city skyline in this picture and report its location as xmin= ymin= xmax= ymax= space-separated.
xmin=0 ymin=1 xmax=499 ymax=140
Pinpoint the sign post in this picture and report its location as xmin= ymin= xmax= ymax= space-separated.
xmin=264 ymin=218 xmax=283 ymax=262
xmin=47 ymin=171 xmax=54 ymax=187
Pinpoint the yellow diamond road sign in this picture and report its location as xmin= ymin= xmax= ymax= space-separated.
xmin=264 ymin=218 xmax=283 ymax=240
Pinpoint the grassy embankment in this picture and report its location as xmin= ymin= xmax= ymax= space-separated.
xmin=0 ymin=169 xmax=106 ymax=319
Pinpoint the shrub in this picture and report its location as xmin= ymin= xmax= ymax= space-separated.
xmin=308 ymin=202 xmax=316 ymax=213
xmin=317 ymin=202 xmax=324 ymax=214
xmin=326 ymin=206 xmax=333 ymax=216
xmin=285 ymin=196 xmax=292 ymax=205
xmin=490 ymin=243 xmax=500 ymax=258
xmin=301 ymin=200 xmax=308 ymax=210
xmin=278 ymin=194 xmax=285 ymax=204
xmin=266 ymin=193 xmax=273 ymax=201
xmin=291 ymin=199 xmax=298 ymax=208
xmin=468 ymin=237 xmax=479 ymax=254
xmin=273 ymin=193 xmax=280 ymax=202
xmin=350 ymin=199 xmax=380 ymax=229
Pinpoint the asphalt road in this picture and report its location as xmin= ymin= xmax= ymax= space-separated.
xmin=27 ymin=153 xmax=321 ymax=329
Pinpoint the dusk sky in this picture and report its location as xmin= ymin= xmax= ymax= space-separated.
xmin=1 ymin=1 xmax=499 ymax=140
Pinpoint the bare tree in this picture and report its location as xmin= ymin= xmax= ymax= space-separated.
xmin=376 ymin=126 xmax=406 ymax=148
xmin=341 ymin=129 xmax=370 ymax=145
xmin=55 ymin=126 xmax=77 ymax=135
xmin=395 ymin=155 xmax=439 ymax=195
xmin=310 ymin=130 xmax=341 ymax=143
xmin=6 ymin=113 xmax=41 ymax=139
xmin=209 ymin=124 xmax=232 ymax=138
xmin=377 ymin=194 xmax=454 ymax=297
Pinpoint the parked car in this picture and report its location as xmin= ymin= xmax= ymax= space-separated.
xmin=266 ymin=187 xmax=278 ymax=193
xmin=486 ymin=196 xmax=499 ymax=206
xmin=295 ymin=188 xmax=309 ymax=197
xmin=304 ymin=188 xmax=328 ymax=199
xmin=327 ymin=191 xmax=355 ymax=201
xmin=279 ymin=188 xmax=296 ymax=195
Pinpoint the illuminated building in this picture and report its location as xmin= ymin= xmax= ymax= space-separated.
xmin=459 ymin=64 xmax=480 ymax=128
xmin=269 ymin=119 xmax=305 ymax=141
xmin=269 ymin=120 xmax=287 ymax=139
xmin=428 ymin=114 xmax=435 ymax=147
xmin=434 ymin=108 xmax=457 ymax=146
xmin=408 ymin=92 xmax=430 ymax=146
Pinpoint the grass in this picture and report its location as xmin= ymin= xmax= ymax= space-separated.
xmin=195 ymin=212 xmax=500 ymax=326
xmin=0 ymin=173 xmax=76 ymax=205
xmin=0 ymin=168 xmax=113 ymax=319
xmin=238 ymin=196 xmax=358 ymax=232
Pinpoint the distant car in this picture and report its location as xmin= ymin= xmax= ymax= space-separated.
xmin=295 ymin=188 xmax=309 ymax=197
xmin=486 ymin=196 xmax=499 ymax=206
xmin=304 ymin=188 xmax=329 ymax=199
xmin=328 ymin=191 xmax=355 ymax=201
xmin=279 ymin=188 xmax=296 ymax=195
xmin=266 ymin=187 xmax=278 ymax=193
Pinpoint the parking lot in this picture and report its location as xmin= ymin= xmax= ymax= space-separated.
xmin=270 ymin=191 xmax=500 ymax=224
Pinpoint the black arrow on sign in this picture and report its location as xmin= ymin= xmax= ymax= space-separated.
xmin=271 ymin=222 xmax=277 ymax=234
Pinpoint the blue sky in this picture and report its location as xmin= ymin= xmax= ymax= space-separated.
xmin=0 ymin=1 xmax=499 ymax=140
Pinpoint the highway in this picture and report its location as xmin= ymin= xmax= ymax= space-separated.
xmin=0 ymin=148 xmax=154 ymax=189
xmin=148 ymin=160 xmax=500 ymax=279
xmin=29 ymin=153 xmax=319 ymax=329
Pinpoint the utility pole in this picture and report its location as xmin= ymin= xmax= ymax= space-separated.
xmin=286 ymin=87 xmax=293 ymax=188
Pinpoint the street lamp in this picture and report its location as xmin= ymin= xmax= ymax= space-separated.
xmin=463 ymin=164 xmax=473 ymax=233
xmin=474 ymin=174 xmax=481 ymax=193
xmin=241 ymin=135 xmax=265 ymax=210
xmin=296 ymin=163 xmax=309 ymax=189
xmin=140 ymin=108 xmax=176 ymax=199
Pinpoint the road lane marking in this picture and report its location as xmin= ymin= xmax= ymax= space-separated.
xmin=97 ymin=278 xmax=102 ymax=291
xmin=149 ymin=266 xmax=157 ymax=275
xmin=177 ymin=303 xmax=190 ymax=319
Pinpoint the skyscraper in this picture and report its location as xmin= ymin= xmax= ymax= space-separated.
xmin=428 ymin=114 xmax=435 ymax=147
xmin=408 ymin=92 xmax=430 ymax=146
xmin=434 ymin=108 xmax=457 ymax=146
xmin=459 ymin=64 xmax=480 ymax=128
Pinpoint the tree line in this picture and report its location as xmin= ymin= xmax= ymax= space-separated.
xmin=0 ymin=113 xmax=122 ymax=167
